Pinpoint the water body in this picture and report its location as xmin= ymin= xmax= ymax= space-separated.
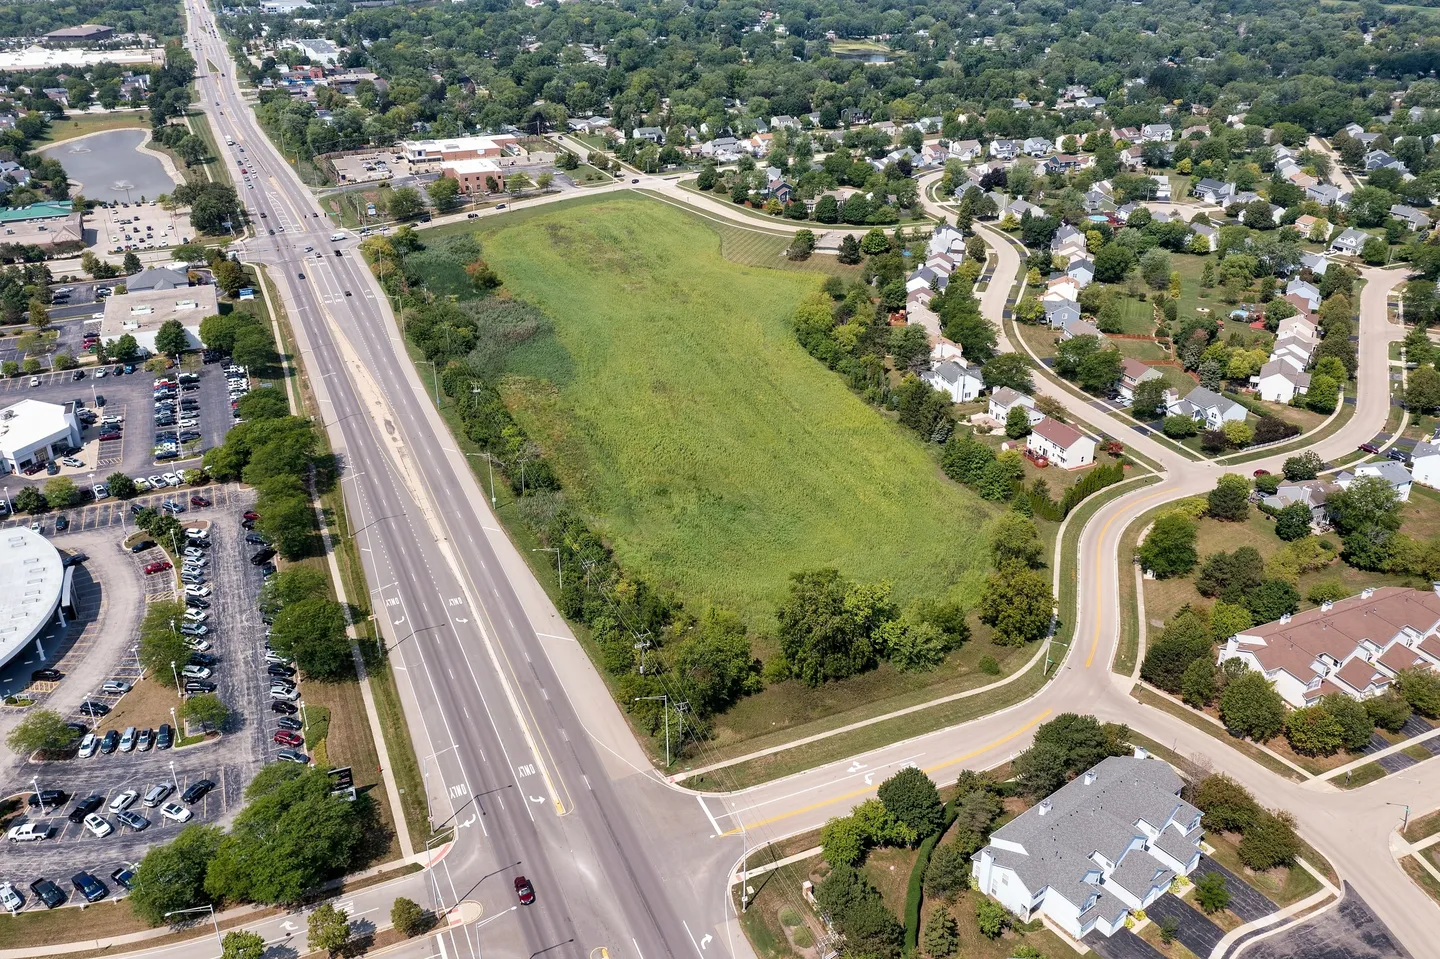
xmin=40 ymin=127 xmax=181 ymax=204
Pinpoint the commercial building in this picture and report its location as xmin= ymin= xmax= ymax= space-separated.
xmin=294 ymin=39 xmax=341 ymax=65
xmin=1218 ymin=586 xmax=1440 ymax=707
xmin=443 ymin=158 xmax=505 ymax=194
xmin=43 ymin=24 xmax=116 ymax=45
xmin=400 ymin=134 xmax=519 ymax=166
xmin=972 ymin=753 xmax=1204 ymax=940
xmin=100 ymin=285 xmax=216 ymax=353
xmin=0 ymin=45 xmax=163 ymax=71
xmin=0 ymin=399 xmax=82 ymax=473
xmin=0 ymin=527 xmax=67 ymax=673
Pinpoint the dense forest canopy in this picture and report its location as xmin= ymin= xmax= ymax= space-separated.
xmin=0 ymin=0 xmax=184 ymax=39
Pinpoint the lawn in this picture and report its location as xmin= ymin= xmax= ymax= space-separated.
xmin=471 ymin=196 xmax=998 ymax=628
xmin=1204 ymin=831 xmax=1321 ymax=906
xmin=33 ymin=110 xmax=146 ymax=146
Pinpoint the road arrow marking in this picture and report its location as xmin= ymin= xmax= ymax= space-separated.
xmin=280 ymin=921 xmax=297 ymax=933
xmin=529 ymin=794 xmax=546 ymax=804
xmin=864 ymin=773 xmax=873 ymax=786
xmin=846 ymin=761 xmax=867 ymax=773
xmin=701 ymin=934 xmax=713 ymax=949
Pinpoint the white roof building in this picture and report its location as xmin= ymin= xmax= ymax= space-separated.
xmin=0 ymin=527 xmax=66 ymax=673
xmin=100 ymin=286 xmax=217 ymax=354
xmin=0 ymin=399 xmax=82 ymax=474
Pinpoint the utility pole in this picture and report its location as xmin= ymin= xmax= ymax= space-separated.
xmin=634 ymin=694 xmax=669 ymax=766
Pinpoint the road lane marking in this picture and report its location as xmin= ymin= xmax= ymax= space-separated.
xmin=1086 ymin=488 xmax=1174 ymax=668
xmin=717 ymin=712 xmax=1049 ymax=836
xmin=697 ymin=795 xmax=722 ymax=835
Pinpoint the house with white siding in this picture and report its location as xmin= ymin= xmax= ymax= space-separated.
xmin=1026 ymin=417 xmax=1096 ymax=469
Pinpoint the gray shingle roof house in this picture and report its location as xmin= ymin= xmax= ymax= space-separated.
xmin=972 ymin=754 xmax=1203 ymax=941
xmin=125 ymin=267 xmax=191 ymax=292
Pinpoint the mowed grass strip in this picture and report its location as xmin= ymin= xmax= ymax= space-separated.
xmin=482 ymin=196 xmax=997 ymax=628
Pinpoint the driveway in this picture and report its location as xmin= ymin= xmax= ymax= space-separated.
xmin=1085 ymin=928 xmax=1165 ymax=959
xmin=1195 ymin=854 xmax=1278 ymax=923
xmin=1145 ymin=893 xmax=1225 ymax=958
xmin=1242 ymin=884 xmax=1412 ymax=959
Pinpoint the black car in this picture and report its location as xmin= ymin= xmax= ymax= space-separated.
xmin=68 ymin=795 xmax=104 ymax=823
xmin=110 ymin=866 xmax=135 ymax=890
xmin=1388 ymin=448 xmax=1410 ymax=462
xmin=180 ymin=431 xmax=202 ymax=442
xmin=29 ymin=879 xmax=66 ymax=909
xmin=129 ymin=539 xmax=156 ymax=553
xmin=261 ymin=563 xmax=277 ymax=577
xmin=94 ymin=394 xmax=105 ymax=407
xmin=184 ymin=680 xmax=217 ymax=693
xmin=71 ymin=369 xmax=84 ymax=380
xmin=245 ymin=533 xmax=268 ymax=546
xmin=46 ymin=461 xmax=59 ymax=475
xmin=79 ymin=700 xmax=111 ymax=717
xmin=276 ymin=716 xmax=303 ymax=731
xmin=181 ymin=779 xmax=215 ymax=804
xmin=30 ymin=667 xmax=62 ymax=682
xmin=156 ymin=723 xmax=173 ymax=749
xmin=250 ymin=547 xmax=276 ymax=566
xmin=271 ymin=700 xmax=297 ymax=716
xmin=28 ymin=789 xmax=68 ymax=809
xmin=188 ymin=652 xmax=217 ymax=666
xmin=241 ymin=518 xmax=256 ymax=530
xmin=71 ymin=872 xmax=106 ymax=903
xmin=267 ymin=663 xmax=296 ymax=679
xmin=55 ymin=515 xmax=68 ymax=531
xmin=186 ymin=596 xmax=211 ymax=609
xmin=100 ymin=729 xmax=120 ymax=753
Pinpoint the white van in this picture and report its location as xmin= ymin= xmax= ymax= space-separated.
xmin=330 ymin=232 xmax=345 ymax=241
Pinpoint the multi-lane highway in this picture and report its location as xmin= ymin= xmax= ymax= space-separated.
xmin=46 ymin=8 xmax=1435 ymax=959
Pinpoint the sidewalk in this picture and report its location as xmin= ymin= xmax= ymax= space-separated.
xmin=1318 ymin=725 xmax=1440 ymax=785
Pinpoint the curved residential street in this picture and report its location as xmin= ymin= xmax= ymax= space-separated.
xmin=8 ymin=27 xmax=1435 ymax=958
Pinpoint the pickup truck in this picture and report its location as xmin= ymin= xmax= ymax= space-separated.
xmin=7 ymin=823 xmax=54 ymax=843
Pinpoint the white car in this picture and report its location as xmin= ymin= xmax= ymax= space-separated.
xmin=108 ymin=790 xmax=138 ymax=813
xmin=160 ymin=802 xmax=192 ymax=824
xmin=181 ymin=664 xmax=212 ymax=680
xmin=269 ymin=685 xmax=299 ymax=702
xmin=92 ymin=484 xmax=109 ymax=500
xmin=83 ymin=813 xmax=113 ymax=838
xmin=78 ymin=733 xmax=98 ymax=758
xmin=101 ymin=680 xmax=132 ymax=694
xmin=0 ymin=882 xmax=22 ymax=912
xmin=185 ymin=584 xmax=212 ymax=597
xmin=147 ymin=476 xmax=165 ymax=488
xmin=60 ymin=457 xmax=84 ymax=468
xmin=134 ymin=478 xmax=152 ymax=492
xmin=183 ymin=547 xmax=205 ymax=559
xmin=162 ymin=473 xmax=181 ymax=486
xmin=92 ymin=311 xmax=105 ymax=320
xmin=184 ymin=639 xmax=212 ymax=652
xmin=28 ymin=376 xmax=38 ymax=387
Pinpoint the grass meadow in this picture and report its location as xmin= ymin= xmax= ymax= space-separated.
xmin=459 ymin=195 xmax=998 ymax=630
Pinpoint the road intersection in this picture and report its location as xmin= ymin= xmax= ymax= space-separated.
xmin=25 ymin=15 xmax=1436 ymax=957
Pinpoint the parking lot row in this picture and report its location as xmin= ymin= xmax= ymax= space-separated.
xmin=1 ymin=484 xmax=239 ymax=537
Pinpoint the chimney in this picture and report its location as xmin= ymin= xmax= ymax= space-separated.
xmin=1084 ymin=770 xmax=1097 ymax=786
xmin=1362 ymin=587 xmax=1375 ymax=600
xmin=1038 ymin=799 xmax=1053 ymax=816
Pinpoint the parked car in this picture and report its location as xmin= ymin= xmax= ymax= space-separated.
xmin=273 ymin=730 xmax=304 ymax=747
xmin=137 ymin=727 xmax=154 ymax=751
xmin=82 ymin=814 xmax=113 ymax=838
xmin=108 ymin=789 xmax=138 ymax=813
xmin=156 ymin=723 xmax=173 ymax=749
xmin=28 ymin=879 xmax=66 ymax=909
xmin=100 ymin=729 xmax=119 ymax=753
xmin=110 ymin=867 xmax=135 ymax=891
xmin=77 ymin=733 xmax=98 ymax=758
xmin=27 ymin=789 xmax=68 ymax=810
xmin=101 ymin=679 xmax=132 ymax=694
xmin=142 ymin=784 xmax=174 ymax=808
xmin=119 ymin=726 xmax=137 ymax=752
xmin=8 ymin=823 xmax=54 ymax=842
xmin=115 ymin=811 xmax=150 ymax=831
xmin=71 ymin=872 xmax=107 ymax=903
xmin=68 ymin=795 xmax=104 ymax=823
xmin=275 ymin=749 xmax=309 ymax=764
xmin=80 ymin=699 xmax=110 ymax=717
xmin=129 ymin=539 xmax=156 ymax=553
xmin=160 ymin=801 xmax=193 ymax=824
xmin=271 ymin=700 xmax=297 ymax=715
xmin=30 ymin=667 xmax=62 ymax=682
xmin=0 ymin=882 xmax=23 ymax=912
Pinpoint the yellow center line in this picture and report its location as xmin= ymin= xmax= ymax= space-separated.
xmin=1086 ymin=488 xmax=1175 ymax=668
xmin=719 ymin=711 xmax=1052 ymax=837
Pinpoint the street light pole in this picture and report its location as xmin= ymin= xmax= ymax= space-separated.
xmin=170 ymin=659 xmax=180 ymax=697
xmin=163 ymin=905 xmax=222 ymax=950
xmin=1387 ymin=801 xmax=1411 ymax=832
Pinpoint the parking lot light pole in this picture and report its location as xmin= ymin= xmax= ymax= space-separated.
xmin=30 ymin=775 xmax=41 ymax=808
xmin=170 ymin=706 xmax=178 ymax=735
xmin=170 ymin=660 xmax=180 ymax=697
xmin=1387 ymin=802 xmax=1411 ymax=831
xmin=169 ymin=760 xmax=179 ymax=793
xmin=163 ymin=905 xmax=221 ymax=950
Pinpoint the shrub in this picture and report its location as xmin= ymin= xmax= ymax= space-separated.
xmin=1283 ymin=705 xmax=1345 ymax=756
xmin=1163 ymin=414 xmax=1199 ymax=438
xmin=1238 ymin=811 xmax=1300 ymax=870
xmin=1195 ymin=871 xmax=1231 ymax=913
xmin=978 ymin=655 xmax=1000 ymax=675
xmin=1365 ymin=691 xmax=1413 ymax=732
xmin=1219 ymin=671 xmax=1286 ymax=741
xmin=390 ymin=897 xmax=431 ymax=938
xmin=975 ymin=898 xmax=1009 ymax=939
xmin=1192 ymin=775 xmax=1261 ymax=832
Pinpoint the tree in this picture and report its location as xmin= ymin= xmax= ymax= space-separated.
xmin=1140 ymin=247 xmax=1173 ymax=289
xmin=129 ymin=825 xmax=222 ymax=924
xmin=122 ymin=250 xmax=143 ymax=275
xmin=860 ymin=228 xmax=890 ymax=255
xmin=989 ymin=513 xmax=1044 ymax=568
xmin=982 ymin=352 xmax=1033 ymax=393
xmin=975 ymin=898 xmax=1010 ymax=939
xmin=1195 ymin=548 xmax=1265 ymax=602
xmin=1093 ymin=243 xmax=1135 ymax=282
xmin=1366 ymin=691 xmax=1413 ymax=732
xmin=14 ymin=486 xmax=46 ymax=513
xmin=139 ymin=600 xmax=192 ymax=688
xmin=1219 ymin=671 xmax=1286 ymax=741
xmin=221 ymin=931 xmax=266 ymax=959
xmin=1409 ymin=364 xmax=1440 ymax=413
xmin=155 ymin=319 xmax=190 ymax=356
xmin=1396 ymin=667 xmax=1440 ymax=717
xmin=1319 ymin=693 xmax=1373 ymax=752
xmin=923 ymin=911 xmax=959 ymax=957
xmin=1275 ymin=502 xmax=1314 ymax=541
xmin=877 ymin=766 xmax=944 ymax=839
xmin=1005 ymin=404 xmax=1032 ymax=438
xmin=785 ymin=229 xmax=815 ymax=261
xmin=386 ymin=186 xmax=425 ymax=221
xmin=1238 ymin=811 xmax=1300 ymax=870
xmin=837 ymin=234 xmax=861 ymax=264
xmin=307 ymin=903 xmax=351 ymax=957
xmin=776 ymin=569 xmax=895 ymax=685
xmin=1181 ymin=657 xmax=1218 ymax=707
xmin=1244 ymin=579 xmax=1300 ymax=623
xmin=1305 ymin=373 xmax=1339 ymax=414
xmin=1132 ymin=378 xmax=1168 ymax=420
xmin=1162 ymin=414 xmax=1199 ymax=438
xmin=815 ymin=865 xmax=905 ymax=955
xmin=1327 ymin=475 xmax=1402 ymax=536
xmin=1142 ymin=607 xmax=1214 ymax=693
xmin=1284 ymin=705 xmax=1345 ymax=756
xmin=1283 ymin=451 xmax=1324 ymax=481
xmin=43 ymin=476 xmax=79 ymax=509
xmin=110 ymin=333 xmax=141 ymax=363
xmin=6 ymin=708 xmax=73 ymax=756
xmin=391 ymin=897 xmax=431 ymax=937
xmin=180 ymin=692 xmax=230 ymax=730
xmin=270 ymin=599 xmax=351 ymax=681
xmin=1208 ymin=474 xmax=1251 ymax=521
xmin=106 ymin=471 xmax=138 ymax=499
xmin=1195 ymin=871 xmax=1232 ymax=914
xmin=821 ymin=814 xmax=868 ymax=867
xmin=1193 ymin=775 xmax=1261 ymax=832
xmin=1138 ymin=513 xmax=1197 ymax=577
xmin=977 ymin=560 xmax=1054 ymax=646
xmin=426 ymin=176 xmax=460 ymax=211
xmin=924 ymin=843 xmax=972 ymax=902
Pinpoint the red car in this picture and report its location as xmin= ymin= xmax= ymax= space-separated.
xmin=273 ymin=730 xmax=304 ymax=747
xmin=190 ymin=495 xmax=211 ymax=507
xmin=1359 ymin=442 xmax=1381 ymax=454
xmin=514 ymin=876 xmax=535 ymax=905
xmin=99 ymin=431 xmax=122 ymax=441
xmin=143 ymin=561 xmax=173 ymax=575
xmin=243 ymin=511 xmax=259 ymax=521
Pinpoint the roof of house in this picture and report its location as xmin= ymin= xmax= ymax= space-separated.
xmin=990 ymin=386 xmax=1033 ymax=410
xmin=929 ymin=360 xmax=981 ymax=387
xmin=1258 ymin=361 xmax=1311 ymax=386
xmin=1411 ymin=440 xmax=1440 ymax=461
xmin=1335 ymin=657 xmax=1389 ymax=693
xmin=1121 ymin=357 xmax=1158 ymax=381
xmin=1377 ymin=643 xmax=1426 ymax=675
xmin=1182 ymin=386 xmax=1241 ymax=416
xmin=982 ymin=756 xmax=1199 ymax=911
xmin=1343 ymin=460 xmax=1413 ymax=489
xmin=1032 ymin=416 xmax=1088 ymax=450
xmin=1063 ymin=319 xmax=1104 ymax=339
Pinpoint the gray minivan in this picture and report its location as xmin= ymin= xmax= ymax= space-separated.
xmin=118 ymin=726 xmax=137 ymax=752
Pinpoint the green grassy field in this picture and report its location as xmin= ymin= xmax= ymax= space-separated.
xmin=470 ymin=196 xmax=997 ymax=629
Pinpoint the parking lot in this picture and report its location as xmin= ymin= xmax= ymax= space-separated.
xmin=0 ymin=490 xmax=304 ymax=912
xmin=0 ymin=357 xmax=249 ymax=486
xmin=91 ymin=202 xmax=195 ymax=257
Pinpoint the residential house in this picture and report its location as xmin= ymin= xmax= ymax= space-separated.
xmin=1260 ymin=480 xmax=1339 ymax=524
xmin=989 ymin=387 xmax=1042 ymax=425
xmin=923 ymin=360 xmax=984 ymax=403
xmin=1355 ymin=131 xmax=1383 ymax=148
xmin=1023 ymin=136 xmax=1053 ymax=157
xmin=1218 ymin=586 xmax=1440 ymax=707
xmin=1275 ymin=313 xmax=1319 ymax=342
xmin=1294 ymin=214 xmax=1322 ymax=237
xmin=1365 ymin=150 xmax=1407 ymax=174
xmin=1051 ymin=224 xmax=1087 ymax=259
xmin=927 ymin=223 xmax=966 ymax=258
xmin=1337 ymin=460 xmax=1413 ymax=502
xmin=1077 ymin=95 xmax=1106 ymax=110
xmin=1141 ymin=123 xmax=1174 ymax=142
xmin=1119 ymin=146 xmax=1145 ymax=170
xmin=1048 ymin=154 xmax=1091 ymax=176
xmin=950 ymin=139 xmax=982 ymax=162
xmin=1026 ymin=417 xmax=1097 ymax=469
xmin=1082 ymin=184 xmax=1113 ymax=212
xmin=1044 ymin=276 xmax=1083 ymax=305
xmin=769 ymin=115 xmax=800 ymax=131
xmin=989 ymin=139 xmax=1018 ymax=161
xmin=1410 ymin=441 xmax=1440 ymax=489
xmin=905 ymin=265 xmax=949 ymax=296
xmin=1192 ymin=178 xmax=1235 ymax=205
xmin=1330 ymin=228 xmax=1369 ymax=255
xmin=1189 ymin=223 xmax=1219 ymax=252
xmin=1306 ymin=183 xmax=1350 ymax=208
xmin=1151 ymin=175 xmax=1172 ymax=201
xmin=632 ymin=126 xmax=664 ymax=143
xmin=1253 ymin=361 xmax=1311 ymax=404
xmin=1009 ymin=198 xmax=1045 ymax=219
xmin=1060 ymin=318 xmax=1106 ymax=342
xmin=1117 ymin=358 xmax=1162 ymax=404
xmin=1391 ymin=205 xmax=1432 ymax=232
xmin=1300 ymin=251 xmax=1331 ymax=276
xmin=1044 ymin=301 xmax=1081 ymax=329
xmin=972 ymin=754 xmax=1204 ymax=941
xmin=1285 ymin=279 xmax=1322 ymax=312
xmin=1066 ymin=258 xmax=1095 ymax=289
xmin=1167 ymin=386 xmax=1246 ymax=431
